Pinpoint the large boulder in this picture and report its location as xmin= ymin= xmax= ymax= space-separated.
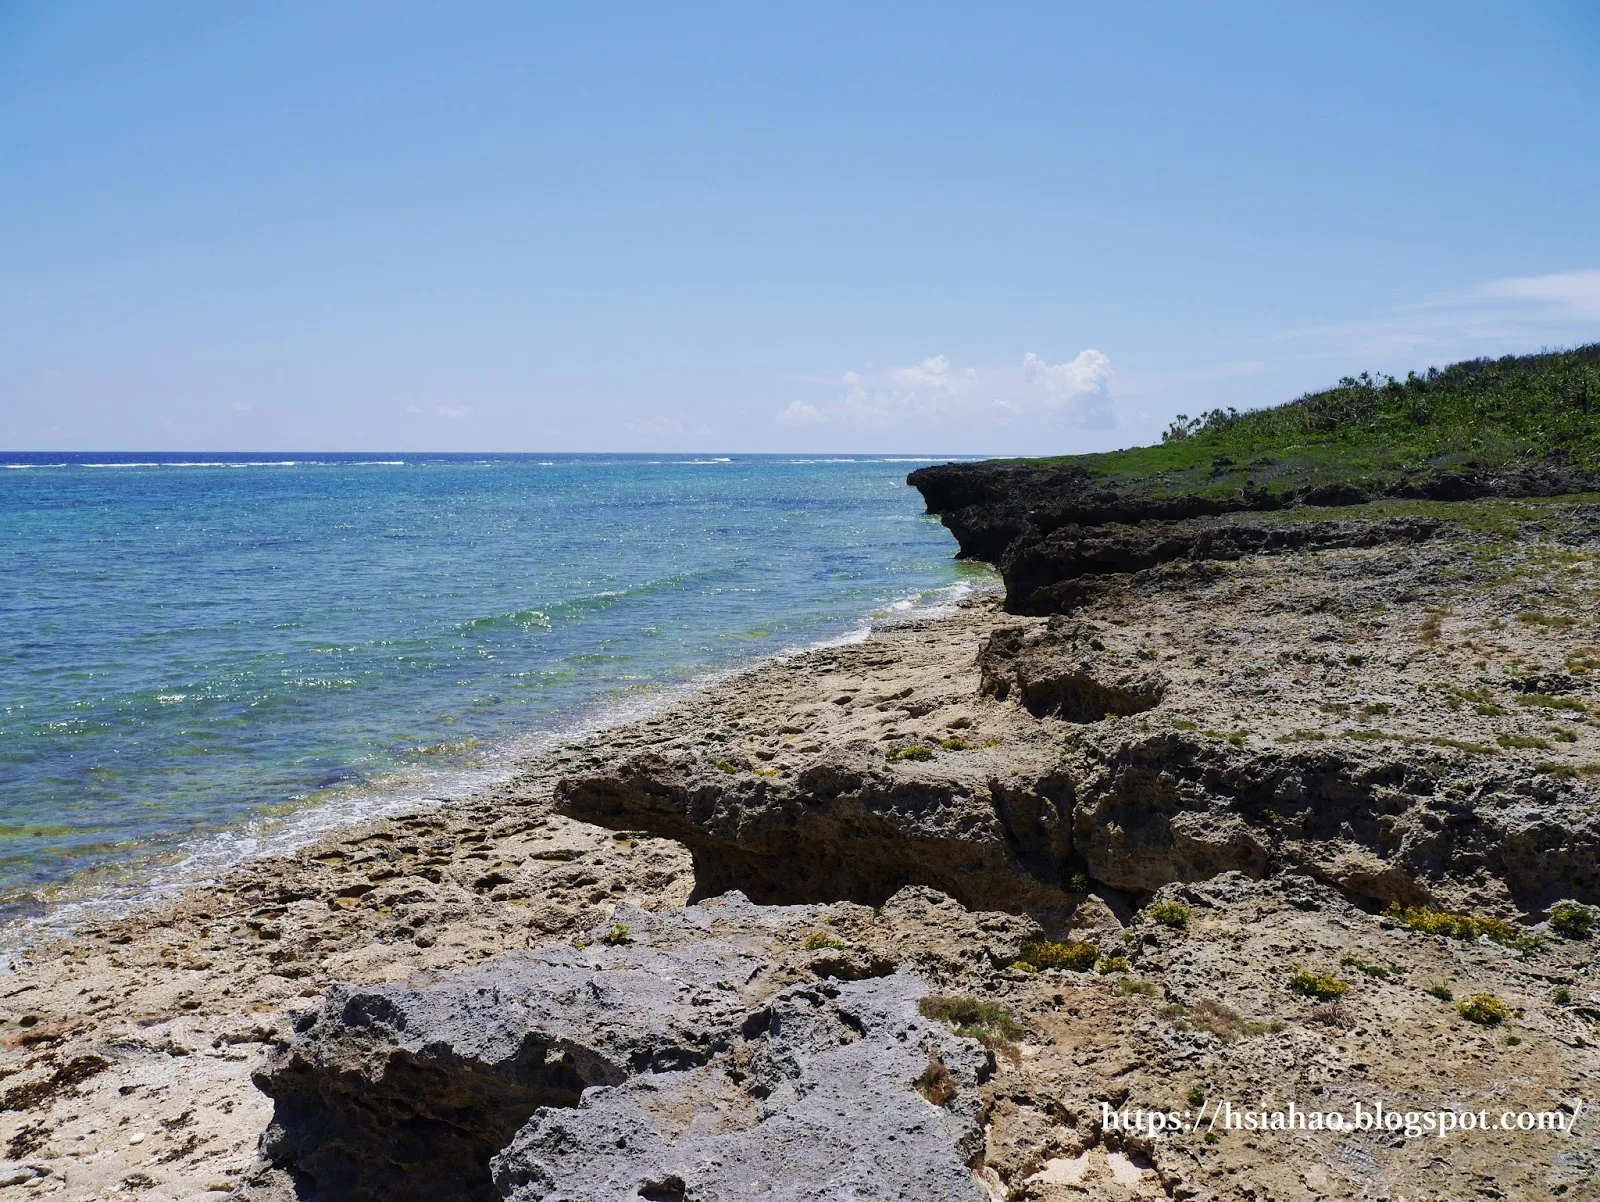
xmin=247 ymin=895 xmax=995 ymax=1202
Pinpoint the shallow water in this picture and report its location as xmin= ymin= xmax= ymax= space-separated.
xmin=0 ymin=453 xmax=980 ymax=927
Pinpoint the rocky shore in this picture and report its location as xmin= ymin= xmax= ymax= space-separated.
xmin=3 ymin=475 xmax=1599 ymax=1200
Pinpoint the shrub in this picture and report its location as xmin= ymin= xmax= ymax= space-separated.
xmin=1096 ymin=955 xmax=1132 ymax=974
xmin=1554 ymin=987 xmax=1573 ymax=1005
xmin=1457 ymin=994 xmax=1512 ymax=1026
xmin=1550 ymin=904 xmax=1595 ymax=940
xmin=1386 ymin=903 xmax=1537 ymax=949
xmin=1066 ymin=871 xmax=1091 ymax=893
xmin=1288 ymin=967 xmax=1350 ymax=1001
xmin=918 ymin=995 xmax=1025 ymax=1048
xmin=1019 ymin=939 xmax=1100 ymax=972
xmin=602 ymin=923 xmax=632 ymax=946
xmin=915 ymin=1057 xmax=958 ymax=1105
xmin=1115 ymin=978 xmax=1157 ymax=996
xmin=1426 ymin=983 xmax=1454 ymax=1002
xmin=940 ymin=737 xmax=975 ymax=751
xmin=1148 ymin=901 xmax=1192 ymax=930
xmin=886 ymin=744 xmax=936 ymax=763
xmin=715 ymin=760 xmax=740 ymax=774
xmin=1309 ymin=1003 xmax=1354 ymax=1028
xmin=1340 ymin=954 xmax=1402 ymax=980
xmin=803 ymin=931 xmax=846 ymax=951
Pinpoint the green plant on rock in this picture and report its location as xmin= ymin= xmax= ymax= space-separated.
xmin=1018 ymin=939 xmax=1100 ymax=972
xmin=886 ymin=744 xmax=936 ymax=763
xmin=1147 ymin=901 xmax=1192 ymax=930
xmin=1426 ymin=983 xmax=1454 ymax=1002
xmin=918 ymin=995 xmax=1025 ymax=1048
xmin=1115 ymin=978 xmax=1157 ymax=996
xmin=1550 ymin=904 xmax=1595 ymax=940
xmin=602 ymin=923 xmax=632 ymax=946
xmin=940 ymin=737 xmax=975 ymax=751
xmin=915 ymin=1056 xmax=958 ymax=1105
xmin=803 ymin=931 xmax=846 ymax=951
xmin=1386 ymin=903 xmax=1539 ymax=949
xmin=1340 ymin=953 xmax=1402 ymax=980
xmin=1457 ymin=994 xmax=1512 ymax=1025
xmin=1288 ymin=967 xmax=1350 ymax=1001
xmin=1095 ymin=955 xmax=1132 ymax=974
xmin=715 ymin=760 xmax=741 ymax=774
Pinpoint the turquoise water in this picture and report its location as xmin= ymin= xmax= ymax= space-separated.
xmin=0 ymin=453 xmax=978 ymax=927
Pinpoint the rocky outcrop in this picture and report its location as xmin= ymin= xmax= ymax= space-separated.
xmin=907 ymin=457 xmax=1595 ymax=614
xmin=553 ymin=743 xmax=1080 ymax=930
xmin=998 ymin=516 xmax=1443 ymax=614
xmin=1069 ymin=731 xmax=1600 ymax=911
xmin=246 ymin=894 xmax=998 ymax=1202
xmin=977 ymin=617 xmax=1167 ymax=720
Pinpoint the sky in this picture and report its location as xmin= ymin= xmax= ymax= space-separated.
xmin=2 ymin=2 xmax=1598 ymax=455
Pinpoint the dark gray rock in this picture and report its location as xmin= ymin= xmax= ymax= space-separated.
xmin=249 ymin=895 xmax=992 ymax=1202
xmin=492 ymin=970 xmax=989 ymax=1202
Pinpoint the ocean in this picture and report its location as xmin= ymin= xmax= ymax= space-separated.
xmin=0 ymin=452 xmax=982 ymax=941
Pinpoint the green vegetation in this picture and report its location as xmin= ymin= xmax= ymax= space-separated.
xmin=1095 ymin=955 xmax=1132 ymax=974
xmin=1387 ymin=903 xmax=1540 ymax=950
xmin=1340 ymin=953 xmax=1403 ymax=980
xmin=1497 ymin=733 xmax=1552 ymax=750
xmin=1288 ymin=967 xmax=1350 ymax=1000
xmin=1011 ymin=346 xmax=1600 ymax=501
xmin=715 ymin=759 xmax=741 ymax=774
xmin=1177 ymin=997 xmax=1281 ymax=1041
xmin=803 ymin=931 xmax=846 ymax=951
xmin=1114 ymin=978 xmax=1158 ymax=996
xmin=886 ymin=744 xmax=936 ymax=763
xmin=1426 ymin=983 xmax=1455 ymax=1002
xmin=602 ymin=923 xmax=632 ymax=946
xmin=1017 ymin=939 xmax=1100 ymax=972
xmin=939 ymin=737 xmax=975 ymax=751
xmin=1457 ymin=994 xmax=1512 ymax=1026
xmin=918 ymin=995 xmax=1025 ymax=1048
xmin=1549 ymin=904 xmax=1595 ymax=940
xmin=1517 ymin=693 xmax=1589 ymax=712
xmin=1147 ymin=901 xmax=1193 ymax=929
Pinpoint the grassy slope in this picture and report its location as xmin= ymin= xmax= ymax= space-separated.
xmin=1027 ymin=345 xmax=1600 ymax=500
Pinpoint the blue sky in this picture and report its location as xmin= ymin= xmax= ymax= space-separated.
xmin=2 ymin=2 xmax=1598 ymax=454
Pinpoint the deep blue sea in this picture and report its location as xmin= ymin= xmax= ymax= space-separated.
xmin=0 ymin=452 xmax=982 ymax=939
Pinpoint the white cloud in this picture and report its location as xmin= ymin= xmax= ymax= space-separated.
xmin=1021 ymin=349 xmax=1113 ymax=403
xmin=622 ymin=415 xmax=715 ymax=441
xmin=231 ymin=402 xmax=251 ymax=412
xmin=890 ymin=355 xmax=975 ymax=394
xmin=786 ymin=348 xmax=1118 ymax=436
xmin=435 ymin=405 xmax=474 ymax=419
xmin=1448 ymin=268 xmax=1600 ymax=321
xmin=406 ymin=404 xmax=423 ymax=414
xmin=776 ymin=401 xmax=826 ymax=425
xmin=1268 ymin=267 xmax=1600 ymax=364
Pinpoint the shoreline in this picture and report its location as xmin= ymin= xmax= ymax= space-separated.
xmin=0 ymin=576 xmax=992 ymax=961
xmin=3 ymin=514 xmax=1597 ymax=1198
xmin=0 ymin=594 xmax=1024 ymax=1198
